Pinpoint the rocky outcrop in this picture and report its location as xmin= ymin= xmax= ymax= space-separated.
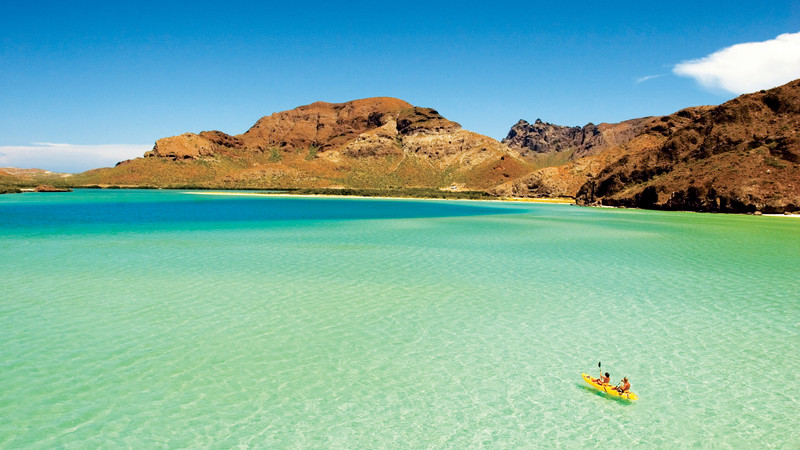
xmin=341 ymin=119 xmax=402 ymax=158
xmin=198 ymin=130 xmax=245 ymax=149
xmin=342 ymin=107 xmax=466 ymax=159
xmin=502 ymin=119 xmax=604 ymax=158
xmin=34 ymin=185 xmax=72 ymax=192
xmin=145 ymin=133 xmax=219 ymax=160
xmin=396 ymin=107 xmax=460 ymax=136
xmin=240 ymin=97 xmax=414 ymax=151
xmin=501 ymin=117 xmax=655 ymax=162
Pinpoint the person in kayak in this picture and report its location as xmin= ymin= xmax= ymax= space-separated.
xmin=615 ymin=377 xmax=631 ymax=394
xmin=593 ymin=372 xmax=611 ymax=385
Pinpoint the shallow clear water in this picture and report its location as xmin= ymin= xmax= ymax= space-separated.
xmin=1 ymin=190 xmax=798 ymax=447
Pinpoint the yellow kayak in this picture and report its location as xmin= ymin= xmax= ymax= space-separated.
xmin=581 ymin=373 xmax=638 ymax=401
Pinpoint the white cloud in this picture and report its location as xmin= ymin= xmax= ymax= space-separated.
xmin=635 ymin=74 xmax=666 ymax=84
xmin=673 ymin=32 xmax=800 ymax=94
xmin=0 ymin=143 xmax=150 ymax=174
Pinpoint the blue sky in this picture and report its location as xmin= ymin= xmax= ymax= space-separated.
xmin=2 ymin=1 xmax=799 ymax=172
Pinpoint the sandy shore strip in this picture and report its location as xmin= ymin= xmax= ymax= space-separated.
xmin=181 ymin=191 xmax=800 ymax=216
xmin=183 ymin=191 xmax=576 ymax=204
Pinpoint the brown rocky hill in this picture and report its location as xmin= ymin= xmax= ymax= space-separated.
xmin=76 ymin=97 xmax=534 ymax=190
xmin=495 ymin=79 xmax=800 ymax=213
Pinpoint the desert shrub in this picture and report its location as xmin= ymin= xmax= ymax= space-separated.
xmin=765 ymin=157 xmax=786 ymax=168
xmin=305 ymin=145 xmax=319 ymax=161
xmin=269 ymin=147 xmax=282 ymax=162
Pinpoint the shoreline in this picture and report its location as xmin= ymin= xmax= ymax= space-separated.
xmin=184 ymin=191 xmax=576 ymax=205
xmin=26 ymin=186 xmax=796 ymax=216
xmin=182 ymin=190 xmax=800 ymax=216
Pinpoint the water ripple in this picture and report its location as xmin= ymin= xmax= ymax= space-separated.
xmin=0 ymin=193 xmax=798 ymax=447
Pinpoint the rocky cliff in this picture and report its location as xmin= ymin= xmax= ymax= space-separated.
xmin=78 ymin=98 xmax=533 ymax=190
xmin=502 ymin=119 xmax=602 ymax=158
xmin=502 ymin=117 xmax=653 ymax=160
xmin=496 ymin=79 xmax=800 ymax=213
xmin=574 ymin=81 xmax=800 ymax=213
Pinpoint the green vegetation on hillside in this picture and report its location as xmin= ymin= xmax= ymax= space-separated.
xmin=305 ymin=145 xmax=319 ymax=161
xmin=269 ymin=147 xmax=282 ymax=162
xmin=527 ymin=149 xmax=576 ymax=170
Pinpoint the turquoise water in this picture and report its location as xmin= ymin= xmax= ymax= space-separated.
xmin=1 ymin=190 xmax=798 ymax=447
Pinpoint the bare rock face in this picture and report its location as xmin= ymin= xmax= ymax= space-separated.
xmin=501 ymin=117 xmax=660 ymax=164
xmin=341 ymin=119 xmax=402 ymax=158
xmin=404 ymin=130 xmax=502 ymax=164
xmin=240 ymin=97 xmax=414 ymax=151
xmin=198 ymin=130 xmax=245 ymax=148
xmin=396 ymin=107 xmax=461 ymax=136
xmin=146 ymin=133 xmax=219 ymax=160
xmin=341 ymin=107 xmax=464 ymax=158
xmin=502 ymin=119 xmax=604 ymax=158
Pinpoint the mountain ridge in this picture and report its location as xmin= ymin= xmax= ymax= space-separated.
xmin=493 ymin=79 xmax=800 ymax=213
xmin=22 ymin=81 xmax=800 ymax=214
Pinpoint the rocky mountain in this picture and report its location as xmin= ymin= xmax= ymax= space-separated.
xmin=68 ymin=81 xmax=800 ymax=213
xmin=502 ymin=117 xmax=654 ymax=160
xmin=495 ymin=79 xmax=800 ymax=213
xmin=76 ymin=97 xmax=534 ymax=190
